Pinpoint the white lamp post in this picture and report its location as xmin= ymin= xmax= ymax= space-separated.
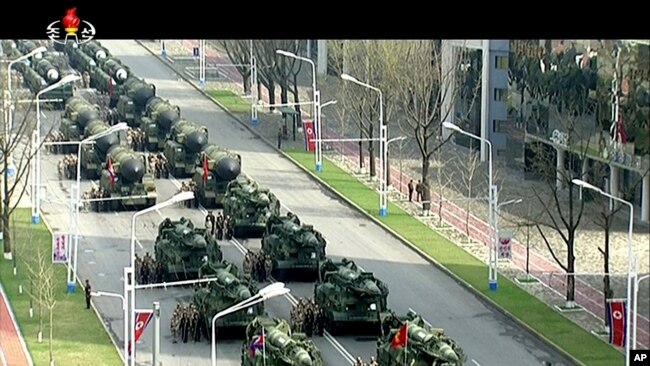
xmin=32 ymin=74 xmax=81 ymax=224
xmin=211 ymin=283 xmax=290 ymax=366
xmin=67 ymin=123 xmax=128 ymax=293
xmin=572 ymin=179 xmax=635 ymax=365
xmin=443 ymin=121 xmax=498 ymax=291
xmin=341 ymin=73 xmax=388 ymax=217
xmin=129 ymin=191 xmax=194 ymax=366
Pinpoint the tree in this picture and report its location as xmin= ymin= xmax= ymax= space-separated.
xmin=458 ymin=151 xmax=480 ymax=241
xmin=24 ymin=245 xmax=49 ymax=344
xmin=431 ymin=148 xmax=457 ymax=226
xmin=254 ymin=40 xmax=305 ymax=115
xmin=219 ymin=40 xmax=252 ymax=94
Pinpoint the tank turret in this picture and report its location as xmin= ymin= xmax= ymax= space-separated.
xmin=223 ymin=175 xmax=280 ymax=238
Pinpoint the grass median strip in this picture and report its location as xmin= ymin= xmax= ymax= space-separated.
xmin=208 ymin=88 xmax=623 ymax=366
xmin=0 ymin=208 xmax=122 ymax=366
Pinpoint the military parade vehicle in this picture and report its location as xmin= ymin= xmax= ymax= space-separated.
xmin=59 ymin=95 xmax=102 ymax=152
xmin=377 ymin=311 xmax=466 ymax=366
xmin=99 ymin=145 xmax=157 ymax=210
xmin=261 ymin=213 xmax=326 ymax=281
xmin=241 ymin=316 xmax=324 ymax=366
xmin=115 ymin=76 xmax=156 ymax=126
xmin=223 ymin=175 xmax=281 ymax=238
xmin=139 ymin=97 xmax=181 ymax=151
xmin=194 ymin=260 xmax=264 ymax=334
xmin=154 ymin=217 xmax=223 ymax=281
xmin=192 ymin=144 xmax=242 ymax=208
xmin=164 ymin=119 xmax=209 ymax=177
xmin=314 ymin=258 xmax=390 ymax=334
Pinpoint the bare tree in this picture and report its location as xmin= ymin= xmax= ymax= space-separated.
xmin=431 ymin=149 xmax=457 ymax=227
xmin=458 ymin=151 xmax=480 ymax=241
xmin=43 ymin=261 xmax=57 ymax=366
xmin=220 ymin=40 xmax=252 ymax=94
xmin=255 ymin=40 xmax=304 ymax=115
xmin=24 ymin=245 xmax=49 ymax=344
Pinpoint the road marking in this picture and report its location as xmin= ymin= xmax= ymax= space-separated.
xmin=98 ymin=273 xmax=106 ymax=277
xmin=135 ymin=238 xmax=143 ymax=249
xmin=471 ymin=359 xmax=482 ymax=366
xmin=407 ymin=307 xmax=432 ymax=327
xmin=84 ymin=249 xmax=94 ymax=253
xmin=155 ymin=209 xmax=162 ymax=216
xmin=88 ymin=261 xmax=96 ymax=265
xmin=0 ymin=344 xmax=8 ymax=366
xmin=114 ymin=212 xmax=119 ymax=216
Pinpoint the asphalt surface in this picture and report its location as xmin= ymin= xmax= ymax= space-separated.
xmin=36 ymin=39 xmax=576 ymax=366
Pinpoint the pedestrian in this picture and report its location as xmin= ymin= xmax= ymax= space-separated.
xmin=84 ymin=279 xmax=92 ymax=309
xmin=407 ymin=179 xmax=414 ymax=202
xmin=277 ymin=127 xmax=283 ymax=149
xmin=415 ymin=180 xmax=422 ymax=202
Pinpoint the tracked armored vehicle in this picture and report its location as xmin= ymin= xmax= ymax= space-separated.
xmin=241 ymin=316 xmax=324 ymax=366
xmin=99 ymin=145 xmax=157 ymax=210
xmin=314 ymin=258 xmax=390 ymax=334
xmin=192 ymin=144 xmax=242 ymax=208
xmin=261 ymin=213 xmax=326 ymax=281
xmin=164 ymin=119 xmax=208 ymax=177
xmin=223 ymin=176 xmax=280 ymax=238
xmin=154 ymin=217 xmax=223 ymax=281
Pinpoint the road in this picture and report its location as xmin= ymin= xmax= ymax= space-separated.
xmin=37 ymin=39 xmax=575 ymax=366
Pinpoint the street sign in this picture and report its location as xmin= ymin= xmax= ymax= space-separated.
xmin=52 ymin=232 xmax=68 ymax=264
xmin=498 ymin=230 xmax=512 ymax=260
xmin=193 ymin=47 xmax=199 ymax=57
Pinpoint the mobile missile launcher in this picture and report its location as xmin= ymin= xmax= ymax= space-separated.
xmin=192 ymin=144 xmax=241 ymax=208
xmin=154 ymin=217 xmax=223 ymax=281
xmin=115 ymin=76 xmax=156 ymax=126
xmin=314 ymin=258 xmax=390 ymax=334
xmin=59 ymin=95 xmax=102 ymax=152
xmin=376 ymin=311 xmax=466 ymax=366
xmin=223 ymin=176 xmax=280 ymax=238
xmin=99 ymin=145 xmax=157 ymax=210
xmin=261 ymin=213 xmax=326 ymax=281
xmin=193 ymin=260 xmax=264 ymax=334
xmin=241 ymin=316 xmax=324 ymax=366
xmin=163 ymin=119 xmax=208 ymax=176
xmin=138 ymin=97 xmax=180 ymax=151
xmin=80 ymin=41 xmax=109 ymax=62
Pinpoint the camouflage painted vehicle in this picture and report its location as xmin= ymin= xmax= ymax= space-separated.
xmin=193 ymin=260 xmax=264 ymax=334
xmin=314 ymin=258 xmax=390 ymax=335
xmin=223 ymin=176 xmax=280 ymax=238
xmin=241 ymin=316 xmax=324 ymax=366
xmin=192 ymin=144 xmax=242 ymax=208
xmin=99 ymin=145 xmax=157 ymax=210
xmin=164 ymin=119 xmax=208 ymax=177
xmin=154 ymin=217 xmax=223 ymax=281
xmin=261 ymin=213 xmax=326 ymax=281
xmin=377 ymin=311 xmax=466 ymax=366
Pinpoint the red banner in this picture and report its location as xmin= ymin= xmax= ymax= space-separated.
xmin=303 ymin=119 xmax=316 ymax=152
xmin=129 ymin=311 xmax=154 ymax=355
xmin=607 ymin=299 xmax=626 ymax=347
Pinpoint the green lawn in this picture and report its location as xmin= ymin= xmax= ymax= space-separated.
xmin=209 ymin=89 xmax=624 ymax=366
xmin=0 ymin=209 xmax=122 ymax=366
xmin=206 ymin=90 xmax=251 ymax=114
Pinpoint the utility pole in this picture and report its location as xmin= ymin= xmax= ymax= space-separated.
xmin=152 ymin=301 xmax=160 ymax=366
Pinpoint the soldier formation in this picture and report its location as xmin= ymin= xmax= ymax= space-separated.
xmin=353 ymin=356 xmax=379 ymax=366
xmin=242 ymin=251 xmax=272 ymax=282
xmin=135 ymin=252 xmax=159 ymax=285
xmin=179 ymin=182 xmax=196 ymax=208
xmin=127 ymin=127 xmax=147 ymax=151
xmin=82 ymin=187 xmax=112 ymax=212
xmin=57 ymin=155 xmax=78 ymax=180
xmin=204 ymin=211 xmax=236 ymax=241
xmin=148 ymin=153 xmax=169 ymax=178
xmin=290 ymin=297 xmax=325 ymax=337
xmin=170 ymin=303 xmax=205 ymax=344
xmin=45 ymin=131 xmax=65 ymax=154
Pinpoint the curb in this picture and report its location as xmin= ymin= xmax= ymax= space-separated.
xmin=137 ymin=41 xmax=589 ymax=366
xmin=0 ymin=283 xmax=33 ymax=366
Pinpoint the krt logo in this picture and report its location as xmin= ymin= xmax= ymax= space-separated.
xmin=630 ymin=349 xmax=649 ymax=364
xmin=46 ymin=7 xmax=96 ymax=45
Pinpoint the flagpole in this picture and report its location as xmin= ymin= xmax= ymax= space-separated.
xmin=262 ymin=327 xmax=266 ymax=366
xmin=404 ymin=321 xmax=408 ymax=366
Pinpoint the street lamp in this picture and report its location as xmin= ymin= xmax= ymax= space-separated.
xmin=91 ymin=267 xmax=130 ymax=366
xmin=5 ymin=46 xmax=47 ymax=136
xmin=32 ymin=74 xmax=81 ymax=224
xmin=443 ymin=121 xmax=498 ymax=291
xmin=341 ymin=73 xmax=388 ymax=217
xmin=129 ymin=191 xmax=194 ymax=366
xmin=67 ymin=123 xmax=128 ymax=293
xmin=572 ymin=178 xmax=635 ymax=365
xmin=211 ymin=283 xmax=290 ymax=366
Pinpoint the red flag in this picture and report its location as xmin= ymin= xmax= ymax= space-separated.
xmin=202 ymin=154 xmax=209 ymax=183
xmin=616 ymin=116 xmax=627 ymax=144
xmin=607 ymin=299 xmax=626 ymax=347
xmin=107 ymin=158 xmax=116 ymax=185
xmin=302 ymin=119 xmax=316 ymax=152
xmin=390 ymin=323 xmax=408 ymax=348
xmin=128 ymin=311 xmax=154 ymax=356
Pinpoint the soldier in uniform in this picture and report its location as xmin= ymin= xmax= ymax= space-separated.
xmin=264 ymin=254 xmax=273 ymax=280
xmin=81 ymin=191 xmax=90 ymax=212
xmin=205 ymin=210 xmax=215 ymax=235
xmin=216 ymin=213 xmax=224 ymax=240
xmin=316 ymin=307 xmax=325 ymax=336
xmin=225 ymin=216 xmax=233 ymax=240
xmin=368 ymin=356 xmax=378 ymax=366
xmin=171 ymin=304 xmax=181 ymax=343
xmin=243 ymin=252 xmax=253 ymax=275
xmin=304 ymin=305 xmax=314 ymax=337
xmin=134 ymin=254 xmax=142 ymax=284
xmin=180 ymin=306 xmax=190 ymax=343
xmin=57 ymin=160 xmax=65 ymax=180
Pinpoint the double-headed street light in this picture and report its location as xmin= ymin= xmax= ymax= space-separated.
xmin=572 ymin=179 xmax=635 ymax=365
xmin=211 ymin=282 xmax=290 ymax=366
xmin=442 ymin=121 xmax=499 ymax=291
xmin=32 ymin=74 xmax=82 ymax=224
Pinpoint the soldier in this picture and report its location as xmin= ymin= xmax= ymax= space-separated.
xmin=225 ymin=216 xmax=234 ymax=240
xmin=368 ymin=356 xmax=378 ymax=366
xmin=243 ymin=252 xmax=253 ymax=275
xmin=57 ymin=160 xmax=65 ymax=180
xmin=205 ymin=210 xmax=215 ymax=235
xmin=84 ymin=279 xmax=92 ymax=309
xmin=294 ymin=307 xmax=304 ymax=333
xmin=354 ymin=357 xmax=364 ymax=366
xmin=81 ymin=191 xmax=89 ymax=212
xmin=216 ymin=214 xmax=224 ymax=241
xmin=89 ymin=188 xmax=97 ymax=211
xmin=181 ymin=306 xmax=190 ymax=343
xmin=304 ymin=305 xmax=314 ymax=337
xmin=134 ymin=254 xmax=142 ymax=284
xmin=190 ymin=304 xmax=202 ymax=342
xmin=316 ymin=307 xmax=325 ymax=336
xmin=264 ymin=254 xmax=273 ymax=280
xmin=143 ymin=252 xmax=153 ymax=284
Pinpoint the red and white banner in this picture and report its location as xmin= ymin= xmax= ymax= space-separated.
xmin=607 ymin=299 xmax=626 ymax=347
xmin=129 ymin=310 xmax=154 ymax=355
xmin=302 ymin=119 xmax=316 ymax=152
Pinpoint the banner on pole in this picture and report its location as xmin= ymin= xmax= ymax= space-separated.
xmin=129 ymin=310 xmax=154 ymax=355
xmin=302 ymin=119 xmax=316 ymax=152
xmin=498 ymin=230 xmax=512 ymax=260
xmin=606 ymin=299 xmax=626 ymax=347
xmin=52 ymin=232 xmax=68 ymax=264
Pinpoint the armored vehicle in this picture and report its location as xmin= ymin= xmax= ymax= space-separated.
xmin=99 ymin=145 xmax=157 ymax=210
xmin=223 ymin=176 xmax=280 ymax=238
xmin=164 ymin=119 xmax=208 ymax=177
xmin=377 ymin=311 xmax=466 ymax=366
xmin=314 ymin=258 xmax=390 ymax=334
xmin=193 ymin=260 xmax=264 ymax=334
xmin=261 ymin=213 xmax=326 ymax=281
xmin=115 ymin=76 xmax=156 ymax=126
xmin=154 ymin=217 xmax=223 ymax=281
xmin=241 ymin=316 xmax=324 ymax=366
xmin=139 ymin=97 xmax=181 ymax=151
xmin=192 ymin=144 xmax=242 ymax=208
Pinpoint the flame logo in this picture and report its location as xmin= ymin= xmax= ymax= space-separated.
xmin=62 ymin=7 xmax=80 ymax=35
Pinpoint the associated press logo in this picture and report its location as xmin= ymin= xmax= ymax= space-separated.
xmin=630 ymin=349 xmax=649 ymax=364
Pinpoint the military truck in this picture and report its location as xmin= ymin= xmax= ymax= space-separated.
xmin=241 ymin=316 xmax=324 ymax=366
xmin=192 ymin=144 xmax=242 ymax=208
xmin=377 ymin=311 xmax=466 ymax=366
xmin=194 ymin=260 xmax=264 ymax=335
xmin=223 ymin=176 xmax=280 ymax=238
xmin=139 ymin=97 xmax=181 ymax=151
xmin=115 ymin=76 xmax=156 ymax=126
xmin=261 ymin=213 xmax=326 ymax=281
xmin=164 ymin=119 xmax=208 ymax=177
xmin=154 ymin=217 xmax=223 ymax=281
xmin=99 ymin=145 xmax=157 ymax=210
xmin=314 ymin=258 xmax=390 ymax=335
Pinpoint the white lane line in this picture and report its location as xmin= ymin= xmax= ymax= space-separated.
xmin=471 ymin=359 xmax=482 ymax=366
xmin=407 ymin=307 xmax=432 ymax=327
xmin=135 ymin=238 xmax=144 ymax=249
xmin=0 ymin=345 xmax=8 ymax=366
xmin=156 ymin=209 xmax=162 ymax=216
xmin=114 ymin=212 xmax=119 ymax=216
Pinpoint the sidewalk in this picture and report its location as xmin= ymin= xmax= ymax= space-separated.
xmin=0 ymin=284 xmax=32 ymax=366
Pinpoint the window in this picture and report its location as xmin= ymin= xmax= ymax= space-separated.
xmin=494 ymin=88 xmax=507 ymax=102
xmin=493 ymin=119 xmax=507 ymax=133
xmin=495 ymin=55 xmax=509 ymax=69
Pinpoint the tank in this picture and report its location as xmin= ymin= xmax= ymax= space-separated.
xmin=314 ymin=258 xmax=390 ymax=335
xmin=163 ymin=119 xmax=208 ymax=177
xmin=99 ymin=145 xmax=157 ymax=210
xmin=376 ymin=311 xmax=466 ymax=366
xmin=241 ymin=316 xmax=324 ymax=366
xmin=261 ymin=212 xmax=326 ymax=281
xmin=81 ymin=40 xmax=109 ymax=61
xmin=138 ymin=97 xmax=180 ymax=151
xmin=193 ymin=260 xmax=264 ymax=333
xmin=154 ymin=217 xmax=223 ymax=281
xmin=115 ymin=76 xmax=156 ymax=126
xmin=223 ymin=176 xmax=280 ymax=238
xmin=192 ymin=144 xmax=242 ymax=208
